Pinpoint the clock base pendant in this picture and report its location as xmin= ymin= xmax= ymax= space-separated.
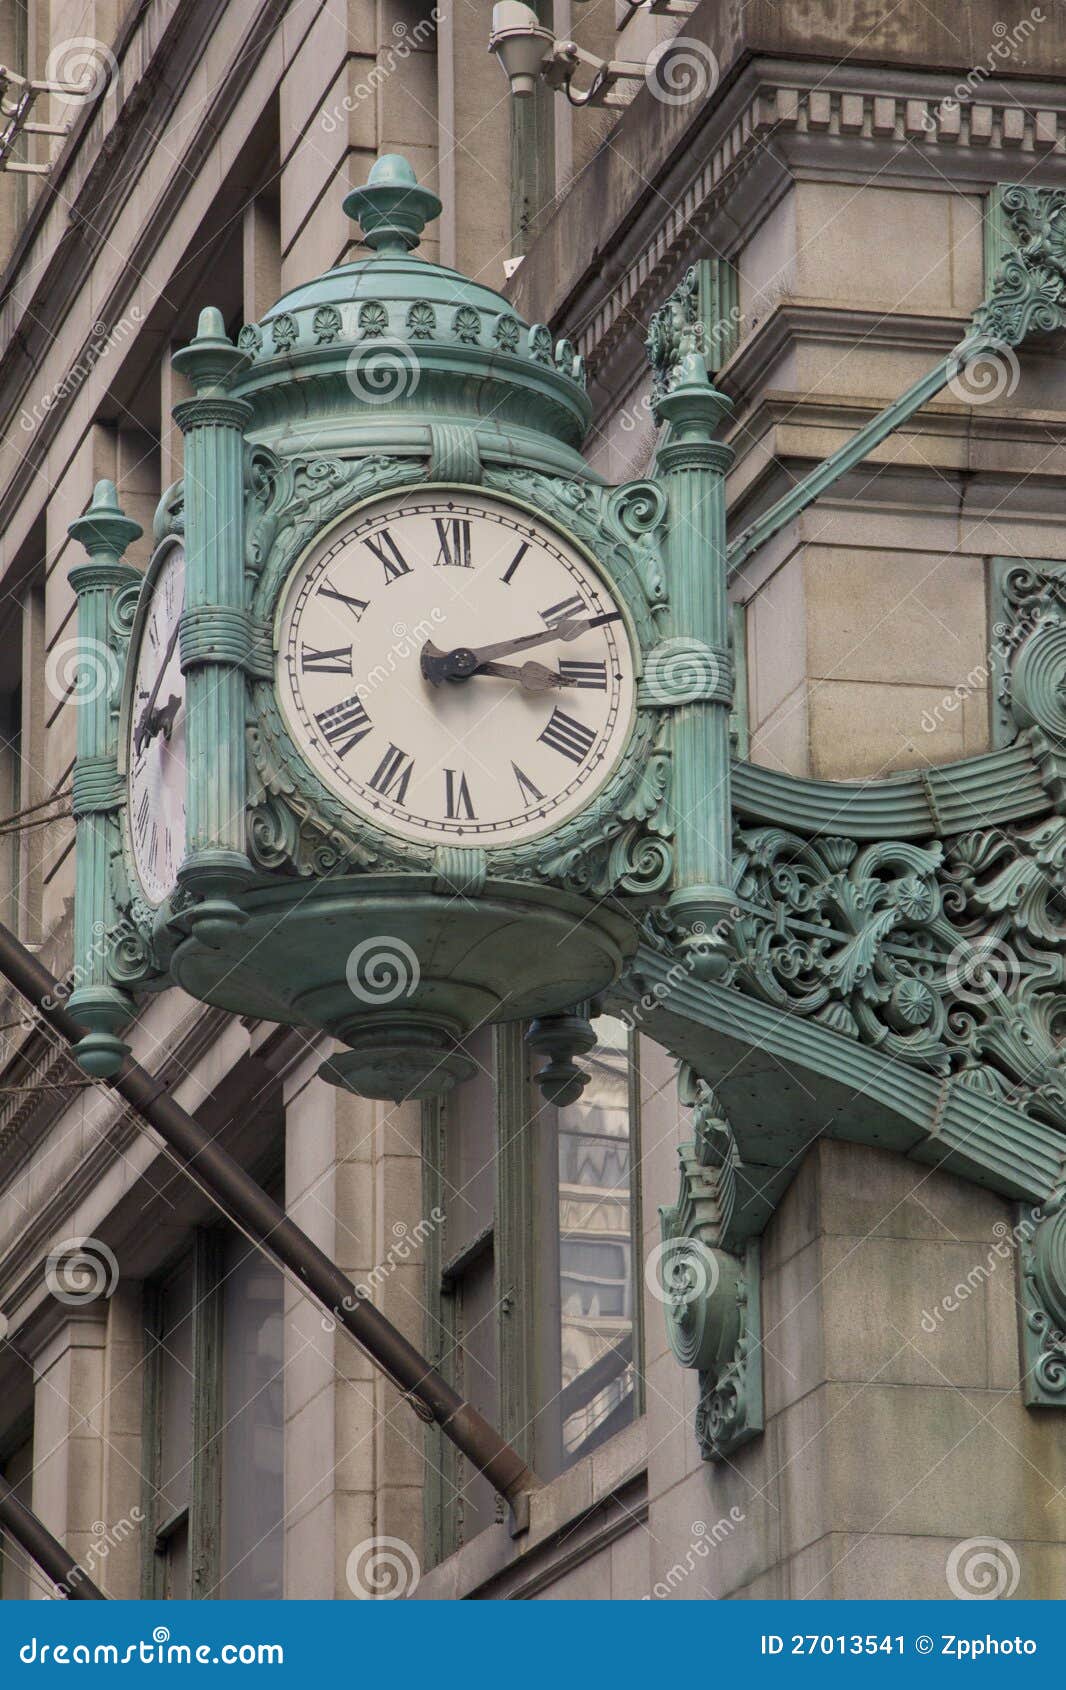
xmin=319 ymin=1016 xmax=476 ymax=1103
xmin=166 ymin=878 xmax=635 ymax=1103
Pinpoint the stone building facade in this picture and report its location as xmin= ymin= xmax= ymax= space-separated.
xmin=0 ymin=0 xmax=1065 ymax=1602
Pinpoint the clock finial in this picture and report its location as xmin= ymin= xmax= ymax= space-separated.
xmin=342 ymin=153 xmax=443 ymax=255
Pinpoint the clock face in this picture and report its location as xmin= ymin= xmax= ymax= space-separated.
xmin=126 ymin=541 xmax=187 ymax=905
xmin=276 ymin=490 xmax=637 ymax=848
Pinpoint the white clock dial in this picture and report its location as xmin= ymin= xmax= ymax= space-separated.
xmin=276 ymin=491 xmax=637 ymax=848
xmin=126 ymin=541 xmax=187 ymax=904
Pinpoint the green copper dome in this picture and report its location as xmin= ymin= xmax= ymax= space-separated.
xmin=231 ymin=154 xmax=591 ymax=459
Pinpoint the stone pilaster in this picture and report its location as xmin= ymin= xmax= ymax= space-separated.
xmin=25 ymin=1311 xmax=109 ymax=1600
xmin=282 ymin=1059 xmax=426 ymax=1598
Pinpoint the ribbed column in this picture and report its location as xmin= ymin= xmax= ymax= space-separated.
xmin=172 ymin=308 xmax=253 ymax=942
xmin=66 ymin=480 xmax=142 ymax=1075
xmin=654 ymin=340 xmax=736 ymax=977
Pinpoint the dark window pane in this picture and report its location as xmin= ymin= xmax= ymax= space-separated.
xmin=220 ymin=1238 xmax=284 ymax=1599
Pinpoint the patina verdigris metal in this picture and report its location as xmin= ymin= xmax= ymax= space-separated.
xmin=67 ymin=154 xmax=711 ymax=1102
xmin=67 ymin=161 xmax=1066 ymax=1453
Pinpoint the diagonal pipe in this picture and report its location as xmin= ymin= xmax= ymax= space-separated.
xmin=0 ymin=1479 xmax=106 ymax=1599
xmin=0 ymin=920 xmax=539 ymax=1525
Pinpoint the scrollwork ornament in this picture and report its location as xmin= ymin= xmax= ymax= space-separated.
xmin=152 ymin=480 xmax=185 ymax=543
xmin=1010 ymin=619 xmax=1066 ymax=742
xmin=109 ymin=579 xmax=141 ymax=646
xmin=973 ymin=187 xmax=1066 ymax=348
xmin=107 ymin=920 xmax=156 ymax=988
xmin=248 ymin=797 xmax=300 ymax=872
xmin=105 ymin=830 xmax=167 ymax=989
xmin=713 ymin=802 xmax=1066 ymax=1133
xmin=1019 ymin=1192 xmax=1066 ymax=1405
xmin=608 ymin=479 xmax=667 ymax=539
xmin=646 ymin=266 xmax=701 ymax=400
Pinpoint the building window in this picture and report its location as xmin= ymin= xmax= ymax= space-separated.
xmin=143 ymin=1228 xmax=283 ymax=1599
xmin=423 ymin=1028 xmax=500 ymax=1562
xmin=422 ymin=1014 xmax=643 ymax=1562
xmin=549 ymin=1015 xmax=642 ymax=1473
xmin=220 ymin=1233 xmax=284 ymax=1599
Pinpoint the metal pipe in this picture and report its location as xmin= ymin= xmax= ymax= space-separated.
xmin=725 ymin=354 xmax=957 ymax=578
xmin=0 ymin=1479 xmax=106 ymax=1599
xmin=0 ymin=921 xmax=539 ymax=1515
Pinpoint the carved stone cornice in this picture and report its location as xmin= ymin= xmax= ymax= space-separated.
xmin=546 ymin=72 xmax=1066 ymax=398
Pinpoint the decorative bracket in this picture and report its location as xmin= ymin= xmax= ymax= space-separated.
xmin=1019 ymin=1183 xmax=1066 ymax=1407
xmin=657 ymin=1065 xmax=764 ymax=1461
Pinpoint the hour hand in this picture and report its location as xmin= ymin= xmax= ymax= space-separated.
xmin=134 ymin=618 xmax=182 ymax=751
xmin=475 ymin=661 xmax=571 ymax=692
xmin=150 ymin=694 xmax=182 ymax=741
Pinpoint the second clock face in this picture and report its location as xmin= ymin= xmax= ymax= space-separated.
xmin=126 ymin=540 xmax=187 ymax=905
xmin=276 ymin=490 xmax=638 ymax=848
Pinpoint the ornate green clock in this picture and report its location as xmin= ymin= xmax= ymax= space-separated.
xmin=65 ymin=155 xmax=733 ymax=1102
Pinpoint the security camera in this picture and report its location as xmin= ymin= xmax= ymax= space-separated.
xmin=488 ymin=1 xmax=556 ymax=99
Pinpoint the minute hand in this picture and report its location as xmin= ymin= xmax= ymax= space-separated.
xmin=464 ymin=612 xmax=622 ymax=669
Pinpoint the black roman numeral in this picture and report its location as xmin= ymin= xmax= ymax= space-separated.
xmin=315 ymin=694 xmax=372 ymax=758
xmin=538 ymin=708 xmax=596 ymax=764
xmin=135 ymin=789 xmax=151 ymax=837
xmin=542 ymin=594 xmax=585 ymax=627
xmin=444 ymin=769 xmax=475 ymax=820
xmin=301 ymin=643 xmax=353 ymax=675
xmin=512 ymin=763 xmax=544 ymax=805
xmin=434 ymin=518 xmax=473 ymax=569
xmin=501 ymin=541 xmax=530 ymax=584
xmin=317 ymin=578 xmax=369 ymax=622
xmin=363 ymin=529 xmax=411 ymax=583
xmin=559 ymin=659 xmax=608 ymax=690
xmin=369 ymin=743 xmax=415 ymax=805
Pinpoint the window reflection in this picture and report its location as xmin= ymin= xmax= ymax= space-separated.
xmin=556 ymin=1016 xmax=637 ymax=1463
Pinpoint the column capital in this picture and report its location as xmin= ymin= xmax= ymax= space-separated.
xmin=67 ymin=480 xmax=142 ymax=567
xmin=171 ymin=305 xmax=251 ymax=396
